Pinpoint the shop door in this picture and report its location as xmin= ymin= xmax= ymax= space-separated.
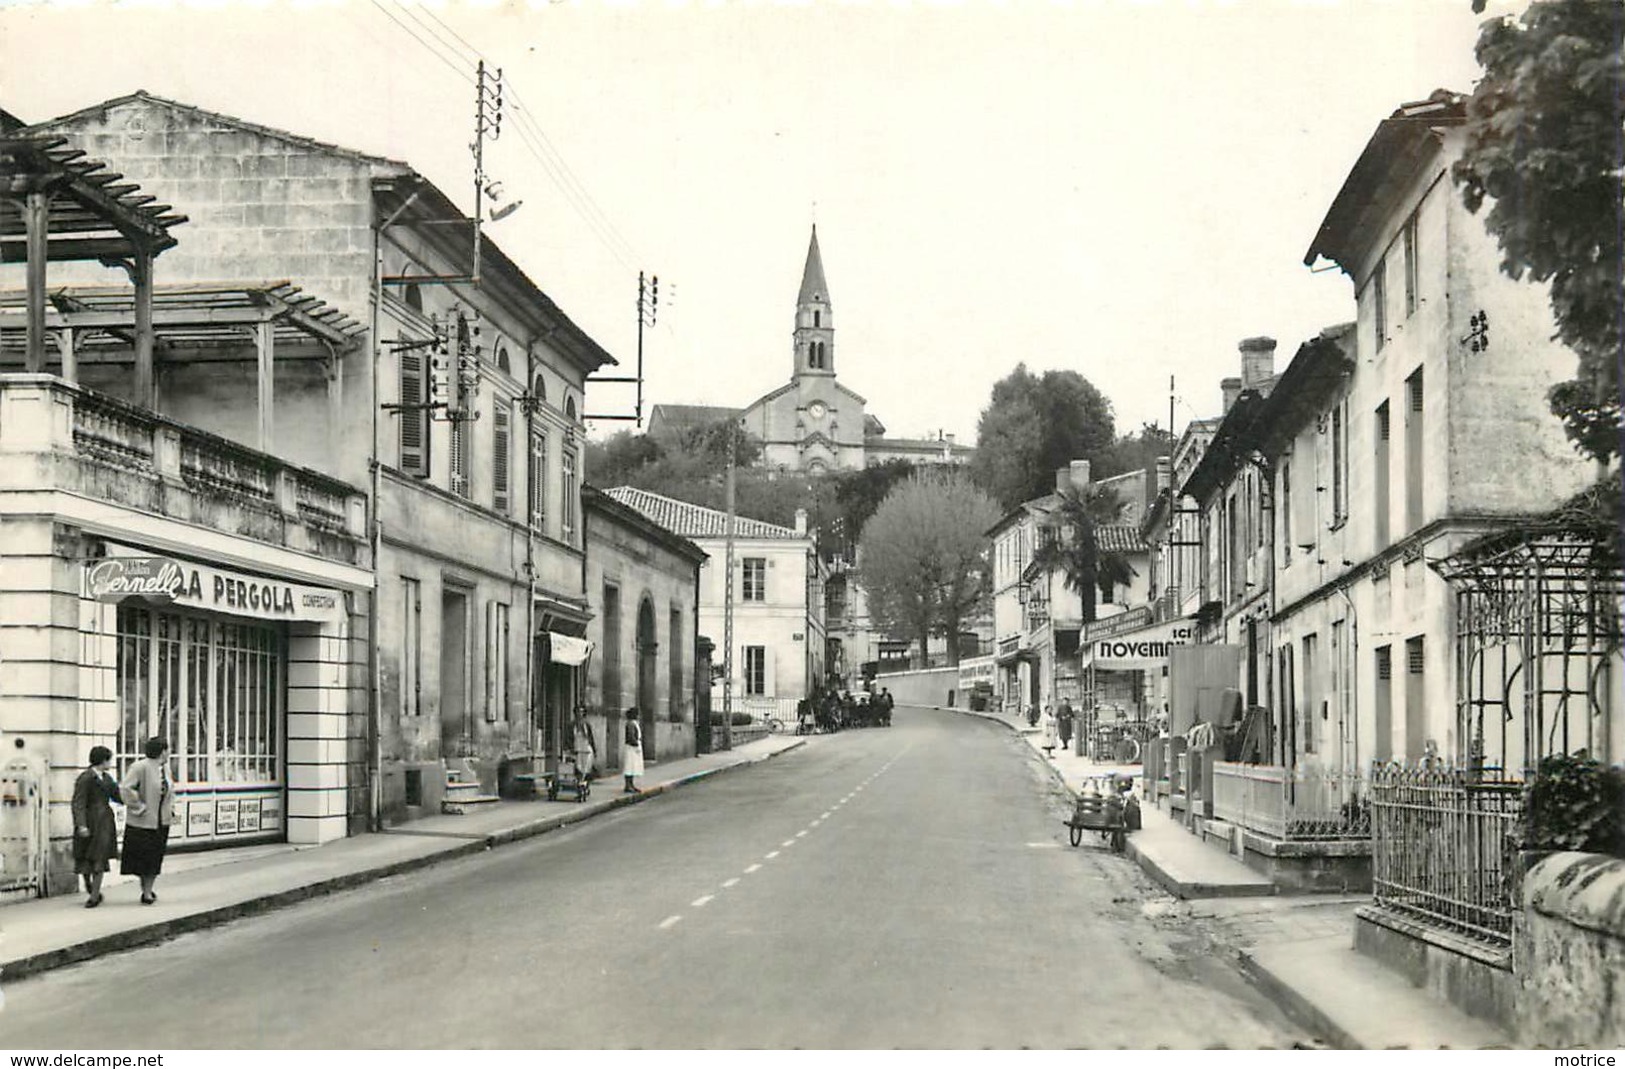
xmin=441 ymin=590 xmax=470 ymax=756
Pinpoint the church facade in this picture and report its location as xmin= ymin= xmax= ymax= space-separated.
xmin=648 ymin=227 xmax=974 ymax=473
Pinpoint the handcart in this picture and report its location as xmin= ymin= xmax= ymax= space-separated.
xmin=1064 ymin=775 xmax=1139 ymax=853
xmin=547 ymin=752 xmax=591 ymax=803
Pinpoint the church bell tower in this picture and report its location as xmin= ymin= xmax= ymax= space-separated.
xmin=793 ymin=225 xmax=834 ymax=378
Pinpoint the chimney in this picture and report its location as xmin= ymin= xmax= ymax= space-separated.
xmin=1055 ymin=467 xmax=1072 ymax=494
xmin=794 ymin=508 xmax=807 ymax=536
xmin=1239 ymin=336 xmax=1277 ymax=392
xmin=945 ymin=433 xmax=955 ymax=446
xmin=1221 ymin=376 xmax=1242 ymax=414
xmin=1069 ymin=459 xmax=1091 ymax=491
xmin=1155 ymin=456 xmax=1172 ymax=494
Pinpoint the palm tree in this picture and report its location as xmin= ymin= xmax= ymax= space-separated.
xmin=1030 ymin=484 xmax=1137 ymax=624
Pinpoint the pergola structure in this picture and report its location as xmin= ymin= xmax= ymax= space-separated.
xmin=1434 ymin=491 xmax=1623 ymax=778
xmin=0 ymin=282 xmax=367 ymax=451
xmin=0 ymin=133 xmax=185 ymax=407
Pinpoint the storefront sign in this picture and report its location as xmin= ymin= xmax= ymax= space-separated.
xmin=187 ymin=801 xmax=214 ymax=838
xmin=1081 ymin=606 xmax=1154 ymax=643
xmin=239 ymin=798 xmax=262 ymax=833
xmin=91 ymin=546 xmax=347 ymax=624
xmin=86 ymin=557 xmax=186 ymax=604
xmin=215 ymin=799 xmax=240 ymax=836
xmin=260 ymin=795 xmax=283 ymax=832
xmin=1081 ymin=619 xmax=1194 ymax=669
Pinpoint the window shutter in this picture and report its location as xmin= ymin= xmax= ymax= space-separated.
xmin=399 ymin=342 xmax=427 ymax=477
xmin=529 ymin=431 xmax=548 ymax=530
xmin=493 ymin=401 xmax=511 ymax=514
xmin=484 ymin=602 xmax=498 ymax=722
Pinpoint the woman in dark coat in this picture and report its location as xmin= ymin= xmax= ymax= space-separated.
xmin=72 ymin=745 xmax=119 ymax=908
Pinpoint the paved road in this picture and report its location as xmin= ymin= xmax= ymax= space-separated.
xmin=2 ymin=707 xmax=1299 ymax=1048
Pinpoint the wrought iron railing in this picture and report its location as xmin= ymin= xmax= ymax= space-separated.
xmin=1212 ymin=761 xmax=1371 ymax=841
xmin=1369 ymin=763 xmax=1523 ymax=945
xmin=737 ymin=696 xmax=799 ymax=730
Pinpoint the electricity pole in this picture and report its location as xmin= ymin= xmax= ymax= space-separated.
xmin=721 ymin=419 xmax=737 ymax=751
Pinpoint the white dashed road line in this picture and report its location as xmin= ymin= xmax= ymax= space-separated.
xmin=722 ymin=877 xmax=740 ymax=888
xmin=766 ymin=851 xmax=780 ymax=859
xmin=659 ymin=915 xmax=682 ymax=929
xmin=795 ymin=830 xmax=808 ymax=838
xmin=691 ymin=895 xmax=714 ymax=907
xmin=781 ymin=839 xmax=796 ymax=848
xmin=744 ymin=863 xmax=762 ymax=874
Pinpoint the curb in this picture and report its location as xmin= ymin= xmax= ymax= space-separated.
xmin=0 ymin=738 xmax=807 ymax=983
xmin=1233 ymin=947 xmax=1355 ymax=1049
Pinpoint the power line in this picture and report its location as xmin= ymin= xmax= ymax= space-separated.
xmin=506 ymin=88 xmax=642 ymax=265
xmin=367 ymin=0 xmax=475 ymax=86
xmin=398 ymin=3 xmax=481 ymax=70
xmin=417 ymin=4 xmax=483 ymax=63
xmin=507 ymin=117 xmax=638 ymax=271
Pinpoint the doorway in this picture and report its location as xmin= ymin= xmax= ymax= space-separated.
xmin=440 ymin=588 xmax=470 ymax=757
xmin=636 ymin=596 xmax=657 ymax=758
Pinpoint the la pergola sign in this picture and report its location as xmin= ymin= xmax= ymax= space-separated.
xmin=85 ymin=550 xmax=346 ymax=625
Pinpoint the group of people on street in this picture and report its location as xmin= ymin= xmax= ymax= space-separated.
xmin=571 ymin=707 xmax=648 ymax=795
xmin=799 ymin=686 xmax=894 ymax=734
xmin=70 ymin=736 xmax=175 ymax=908
xmin=1038 ymin=702 xmax=1076 ymax=759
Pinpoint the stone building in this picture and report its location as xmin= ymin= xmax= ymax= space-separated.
xmin=605 ymin=486 xmax=825 ymax=728
xmin=3 ymin=92 xmax=616 ymax=858
xmin=581 ymin=485 xmax=706 ymax=769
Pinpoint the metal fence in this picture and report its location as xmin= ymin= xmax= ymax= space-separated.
xmin=1369 ymin=764 xmax=1523 ymax=945
xmin=736 ymin=696 xmax=799 ymax=731
xmin=1212 ymin=762 xmax=1371 ymax=841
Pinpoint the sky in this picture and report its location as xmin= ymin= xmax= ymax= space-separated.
xmin=0 ymin=0 xmax=1505 ymax=445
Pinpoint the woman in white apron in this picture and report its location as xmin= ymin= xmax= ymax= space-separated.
xmin=622 ymin=708 xmax=644 ymax=794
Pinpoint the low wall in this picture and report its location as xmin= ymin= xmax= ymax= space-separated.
xmin=876 ymin=666 xmax=961 ymax=708
xmin=1516 ymin=851 xmax=1625 ymax=1047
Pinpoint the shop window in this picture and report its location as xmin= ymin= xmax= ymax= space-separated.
xmin=742 ymin=557 xmax=767 ymax=602
xmin=116 ymin=605 xmax=282 ymax=786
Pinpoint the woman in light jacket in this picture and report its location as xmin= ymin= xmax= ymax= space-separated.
xmin=72 ymin=745 xmax=120 ymax=908
xmin=622 ymin=708 xmax=644 ymax=794
xmin=120 ymin=736 xmax=174 ymax=904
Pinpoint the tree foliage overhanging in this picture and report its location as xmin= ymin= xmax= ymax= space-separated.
xmin=1031 ymin=483 xmax=1138 ymax=625
xmin=855 ymin=472 xmax=1001 ymax=666
xmin=1454 ymin=0 xmax=1625 ymax=463
xmin=969 ymin=365 xmax=1118 ymax=510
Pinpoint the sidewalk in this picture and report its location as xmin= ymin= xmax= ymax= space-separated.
xmin=0 ymin=734 xmax=808 ymax=983
xmin=941 ymin=702 xmax=1510 ymax=1048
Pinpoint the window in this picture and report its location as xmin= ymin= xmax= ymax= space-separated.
xmin=1372 ymin=256 xmax=1388 ymax=351
xmin=668 ymin=606 xmax=684 ymax=721
xmin=1374 ymin=645 xmax=1393 ymax=763
xmin=1331 ymin=403 xmax=1347 ymax=526
xmin=602 ymin=583 xmax=621 ymax=710
xmin=485 ymin=602 xmax=509 ymax=721
xmin=529 ymin=429 xmax=549 ymax=531
xmin=116 ymin=605 xmax=282 ymax=786
xmin=1280 ymin=458 xmax=1292 ymax=563
xmin=1404 ymin=635 xmax=1426 ymax=761
xmin=402 ymin=578 xmax=421 ymax=717
xmin=742 ymin=557 xmax=767 ymax=602
xmin=1374 ymin=401 xmax=1391 ymax=549
xmin=813 ymin=310 xmax=821 ymax=328
xmin=495 ymin=344 xmax=511 ymax=376
xmin=1101 ymin=583 xmax=1115 ymax=605
xmin=1403 ymin=214 xmax=1419 ymax=317
xmin=1405 ymin=368 xmax=1424 ymax=531
xmin=561 ymin=446 xmax=578 ymax=544
xmin=450 ymin=417 xmax=470 ymax=498
xmin=744 ymin=645 xmax=767 ymax=697
xmin=399 ymin=337 xmax=428 ymax=477
xmin=1300 ymin=632 xmax=1319 ymax=754
xmin=493 ymin=399 xmax=512 ymax=514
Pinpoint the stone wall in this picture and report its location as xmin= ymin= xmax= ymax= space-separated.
xmin=1516 ymin=851 xmax=1625 ymax=1047
xmin=876 ymin=666 xmax=960 ymax=708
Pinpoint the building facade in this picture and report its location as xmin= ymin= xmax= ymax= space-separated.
xmin=581 ymin=485 xmax=706 ymax=768
xmin=605 ymin=487 xmax=826 ymax=729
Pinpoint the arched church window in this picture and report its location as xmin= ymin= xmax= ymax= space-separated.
xmin=496 ymin=344 xmax=511 ymax=376
xmin=813 ymin=310 xmax=821 ymax=328
xmin=403 ymin=283 xmax=423 ymax=313
xmin=817 ymin=341 xmax=826 ymax=366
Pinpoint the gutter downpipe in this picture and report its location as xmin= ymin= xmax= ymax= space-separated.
xmin=369 ymin=188 xmax=422 ymax=832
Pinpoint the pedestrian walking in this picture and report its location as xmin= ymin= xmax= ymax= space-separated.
xmin=622 ymin=709 xmax=645 ymax=794
xmin=72 ymin=745 xmax=119 ymax=908
xmin=119 ymin=736 xmax=174 ymax=904
xmin=1057 ymin=702 xmax=1074 ymax=751
xmin=572 ymin=711 xmax=597 ymax=781
xmin=1041 ymin=705 xmax=1058 ymax=757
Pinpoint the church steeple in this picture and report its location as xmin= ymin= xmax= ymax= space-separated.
xmin=794 ymin=225 xmax=834 ymax=377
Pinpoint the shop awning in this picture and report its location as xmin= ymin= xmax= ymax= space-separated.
xmin=1080 ymin=618 xmax=1195 ymax=671
xmin=546 ymin=633 xmax=594 ymax=666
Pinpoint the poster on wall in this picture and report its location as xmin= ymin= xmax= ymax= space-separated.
xmin=215 ymin=798 xmax=239 ymax=836
xmin=259 ymin=795 xmax=283 ymax=833
xmin=187 ymin=802 xmax=214 ymax=838
xmin=239 ymin=798 xmax=262 ymax=833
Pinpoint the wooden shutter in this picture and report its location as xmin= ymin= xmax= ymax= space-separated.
xmin=399 ymin=342 xmax=427 ymax=477
xmin=529 ymin=431 xmax=548 ymax=530
xmin=493 ymin=401 xmax=512 ymax=514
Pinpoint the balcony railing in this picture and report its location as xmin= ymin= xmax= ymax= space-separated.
xmin=1370 ymin=763 xmax=1522 ymax=946
xmin=1211 ymin=761 xmax=1371 ymax=841
xmin=1 ymin=374 xmax=367 ymax=564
